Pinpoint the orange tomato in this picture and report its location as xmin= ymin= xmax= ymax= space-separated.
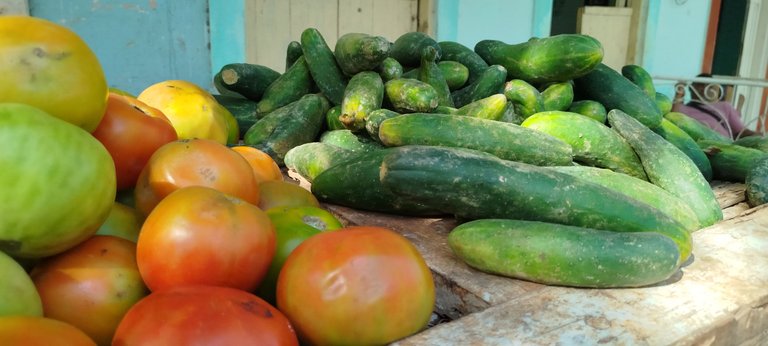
xmin=231 ymin=146 xmax=283 ymax=183
xmin=258 ymin=180 xmax=320 ymax=211
xmin=0 ymin=316 xmax=96 ymax=346
xmin=133 ymin=138 xmax=259 ymax=216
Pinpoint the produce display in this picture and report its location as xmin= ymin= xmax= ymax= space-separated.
xmin=2 ymin=14 xmax=767 ymax=344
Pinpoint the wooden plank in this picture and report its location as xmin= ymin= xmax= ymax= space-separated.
xmin=371 ymin=0 xmax=417 ymax=42
xmin=0 ymin=0 xmax=28 ymax=15
xmin=289 ymin=0 xmax=337 ymax=48
xmin=339 ymin=0 xmax=374 ymax=36
xmin=248 ymin=0 xmax=291 ymax=71
xmin=711 ymin=181 xmax=746 ymax=209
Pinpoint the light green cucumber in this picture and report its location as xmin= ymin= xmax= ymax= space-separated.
xmin=339 ymin=71 xmax=384 ymax=132
xmin=454 ymin=94 xmax=507 ymax=121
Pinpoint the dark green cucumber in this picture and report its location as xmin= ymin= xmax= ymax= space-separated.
xmin=664 ymin=111 xmax=733 ymax=142
xmin=301 ymin=28 xmax=348 ymax=105
xmin=504 ymin=79 xmax=544 ymax=118
xmin=319 ymin=129 xmax=383 ymax=152
xmin=256 ymin=56 xmax=313 ymax=115
xmin=567 ymin=100 xmax=606 ymax=123
xmin=608 ymin=109 xmax=722 ymax=228
xmin=550 ymin=165 xmax=700 ymax=232
xmin=384 ymin=78 xmax=439 ymax=113
xmin=284 ymin=142 xmax=360 ymax=183
xmin=244 ymin=93 xmax=330 ymax=165
xmin=390 ymin=31 xmax=441 ymax=68
xmin=474 ymin=34 xmax=603 ymax=84
xmin=377 ymin=57 xmax=403 ymax=82
xmin=734 ymin=135 xmax=768 ymax=151
xmin=215 ymin=63 xmax=282 ymax=101
xmin=438 ymin=41 xmax=489 ymax=84
xmin=621 ymin=64 xmax=656 ymax=100
xmin=655 ymin=92 xmax=673 ymax=115
xmin=451 ymin=65 xmax=507 ymax=108
xmin=213 ymin=71 xmax=246 ymax=98
xmin=325 ymin=105 xmax=345 ymax=131
xmin=338 ymin=71 xmax=384 ymax=132
xmin=378 ymin=113 xmax=573 ymax=165
xmin=213 ymin=94 xmax=260 ymax=139
xmin=438 ymin=61 xmax=469 ymax=90
xmin=697 ymin=139 xmax=768 ymax=182
xmin=364 ymin=108 xmax=401 ymax=141
xmin=540 ymin=81 xmax=574 ymax=111
xmin=333 ymin=32 xmax=391 ymax=76
xmin=574 ymin=63 xmax=662 ymax=128
xmin=454 ymin=94 xmax=507 ymax=121
xmin=652 ymin=118 xmax=713 ymax=181
xmin=311 ymin=147 xmax=442 ymax=216
xmin=499 ymin=101 xmax=526 ymax=124
xmin=379 ymin=145 xmax=692 ymax=261
xmin=521 ymin=111 xmax=647 ymax=180
xmin=745 ymin=156 xmax=768 ymax=207
xmin=418 ymin=46 xmax=453 ymax=107
xmin=448 ymin=219 xmax=681 ymax=288
xmin=399 ymin=67 xmax=419 ymax=79
xmin=285 ymin=40 xmax=303 ymax=72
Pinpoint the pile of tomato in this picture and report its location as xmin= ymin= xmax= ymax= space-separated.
xmin=0 ymin=16 xmax=435 ymax=345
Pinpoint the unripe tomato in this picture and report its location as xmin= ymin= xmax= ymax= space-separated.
xmin=0 ymin=316 xmax=96 ymax=346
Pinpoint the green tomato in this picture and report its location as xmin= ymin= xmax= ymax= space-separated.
xmin=0 ymin=103 xmax=116 ymax=258
xmin=0 ymin=251 xmax=43 ymax=317
xmin=95 ymin=202 xmax=143 ymax=243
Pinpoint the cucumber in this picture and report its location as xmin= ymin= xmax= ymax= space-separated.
xmin=213 ymin=71 xmax=246 ymax=98
xmin=655 ymin=92 xmax=673 ymax=115
xmin=325 ymin=105 xmax=345 ymax=131
xmin=285 ymin=40 xmax=303 ymax=72
xmin=448 ymin=219 xmax=681 ymax=288
xmin=454 ymin=94 xmax=507 ymax=121
xmin=418 ymin=46 xmax=453 ymax=107
xmin=438 ymin=61 xmax=469 ymax=90
xmin=621 ymin=64 xmax=656 ymax=100
xmin=664 ymin=111 xmax=733 ymax=143
xmin=377 ymin=57 xmax=403 ymax=82
xmin=319 ymin=129 xmax=383 ymax=152
xmin=256 ymin=56 xmax=313 ymax=116
xmin=504 ymin=79 xmax=544 ymax=119
xmin=244 ymin=93 xmax=330 ymax=165
xmin=390 ymin=31 xmax=441 ymax=68
xmin=438 ymin=41 xmax=489 ymax=84
xmin=213 ymin=94 xmax=260 ymax=139
xmin=474 ymin=34 xmax=603 ymax=84
xmin=284 ymin=142 xmax=360 ymax=183
xmin=215 ymin=63 xmax=282 ymax=101
xmin=301 ymin=28 xmax=348 ymax=105
xmin=521 ymin=111 xmax=647 ymax=180
xmin=499 ymin=101 xmax=526 ymax=124
xmin=574 ymin=63 xmax=662 ymax=128
xmin=379 ymin=145 xmax=692 ymax=261
xmin=364 ymin=108 xmax=401 ymax=141
xmin=339 ymin=71 xmax=384 ymax=132
xmin=697 ymin=139 xmax=768 ymax=182
xmin=540 ymin=81 xmax=574 ymax=111
xmin=567 ymin=100 xmax=606 ymax=123
xmin=550 ymin=165 xmax=700 ymax=232
xmin=745 ymin=156 xmax=768 ymax=207
xmin=433 ymin=105 xmax=459 ymax=114
xmin=607 ymin=109 xmax=723 ymax=228
xmin=734 ymin=135 xmax=768 ymax=151
xmin=451 ymin=65 xmax=507 ymax=108
xmin=652 ymin=118 xmax=713 ymax=181
xmin=384 ymin=78 xmax=439 ymax=113
xmin=333 ymin=32 xmax=391 ymax=76
xmin=378 ymin=113 xmax=574 ymax=166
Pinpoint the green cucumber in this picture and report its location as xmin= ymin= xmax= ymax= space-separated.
xmin=319 ymin=129 xmax=383 ymax=152
xmin=621 ymin=64 xmax=656 ymax=100
xmin=301 ymin=28 xmax=348 ymax=105
xmin=434 ymin=105 xmax=459 ymax=114
xmin=607 ymin=109 xmax=722 ymax=228
xmin=451 ymin=65 xmax=507 ymax=108
xmin=746 ymin=156 xmax=768 ymax=207
xmin=438 ymin=61 xmax=469 ymax=90
xmin=379 ymin=145 xmax=692 ymax=261
xmin=652 ymin=118 xmax=713 ymax=181
xmin=418 ymin=46 xmax=453 ymax=107
xmin=325 ymin=105 xmax=345 ymax=131
xmin=364 ymin=108 xmax=401 ymax=141
xmin=256 ymin=56 xmax=313 ymax=116
xmin=664 ymin=111 xmax=733 ymax=143
xmin=215 ymin=63 xmax=282 ymax=101
xmin=384 ymin=78 xmax=439 ymax=113
xmin=213 ymin=94 xmax=260 ymax=139
xmin=733 ymin=135 xmax=768 ymax=151
xmin=499 ymin=101 xmax=526 ymax=124
xmin=378 ymin=113 xmax=573 ymax=166
xmin=454 ymin=94 xmax=507 ymax=121
xmin=377 ymin=57 xmax=403 ymax=82
xmin=338 ymin=71 xmax=384 ymax=132
xmin=504 ymin=79 xmax=544 ymax=119
xmin=655 ymin=92 xmax=673 ymax=115
xmin=285 ymin=41 xmax=303 ymax=72
xmin=574 ymin=63 xmax=662 ymax=128
xmin=284 ymin=142 xmax=360 ymax=183
xmin=438 ymin=41 xmax=489 ymax=84
xmin=213 ymin=71 xmax=245 ymax=98
xmin=697 ymin=139 xmax=768 ymax=182
xmin=448 ymin=219 xmax=681 ymax=288
xmin=567 ymin=100 xmax=606 ymax=123
xmin=540 ymin=81 xmax=574 ymax=111
xmin=521 ymin=111 xmax=647 ymax=180
xmin=390 ymin=31 xmax=441 ymax=68
xmin=474 ymin=34 xmax=603 ymax=84
xmin=333 ymin=32 xmax=391 ymax=76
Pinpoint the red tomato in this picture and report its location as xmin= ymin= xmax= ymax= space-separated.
xmin=0 ymin=316 xmax=96 ymax=346
xmin=30 ymin=235 xmax=148 ymax=345
xmin=137 ymin=186 xmax=275 ymax=292
xmin=277 ymin=226 xmax=435 ymax=345
xmin=113 ymin=285 xmax=298 ymax=346
xmin=92 ymin=93 xmax=178 ymax=191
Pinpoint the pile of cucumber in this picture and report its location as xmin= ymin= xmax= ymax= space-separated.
xmin=214 ymin=28 xmax=768 ymax=288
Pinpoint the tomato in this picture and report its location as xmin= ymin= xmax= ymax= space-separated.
xmin=0 ymin=16 xmax=107 ymax=132
xmin=94 ymin=202 xmax=143 ymax=243
xmin=113 ymin=285 xmax=298 ymax=346
xmin=0 ymin=316 xmax=96 ymax=346
xmin=0 ymin=103 xmax=115 ymax=258
xmin=133 ymin=138 xmax=259 ymax=216
xmin=92 ymin=93 xmax=178 ymax=191
xmin=137 ymin=186 xmax=275 ymax=292
xmin=258 ymin=180 xmax=320 ymax=211
xmin=231 ymin=146 xmax=283 ymax=183
xmin=0 ymin=251 xmax=42 ymax=316
xmin=277 ymin=226 xmax=435 ymax=345
xmin=30 ymin=235 xmax=148 ymax=345
xmin=256 ymin=206 xmax=344 ymax=304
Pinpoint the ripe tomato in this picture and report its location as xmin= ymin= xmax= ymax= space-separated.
xmin=137 ymin=186 xmax=275 ymax=292
xmin=0 ymin=251 xmax=42 ymax=317
xmin=258 ymin=180 xmax=320 ymax=211
xmin=30 ymin=235 xmax=148 ymax=345
xmin=133 ymin=138 xmax=259 ymax=216
xmin=92 ymin=93 xmax=178 ymax=191
xmin=113 ymin=285 xmax=298 ymax=346
xmin=0 ymin=16 xmax=107 ymax=132
xmin=277 ymin=226 xmax=435 ymax=345
xmin=0 ymin=316 xmax=96 ymax=346
xmin=231 ymin=145 xmax=283 ymax=183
